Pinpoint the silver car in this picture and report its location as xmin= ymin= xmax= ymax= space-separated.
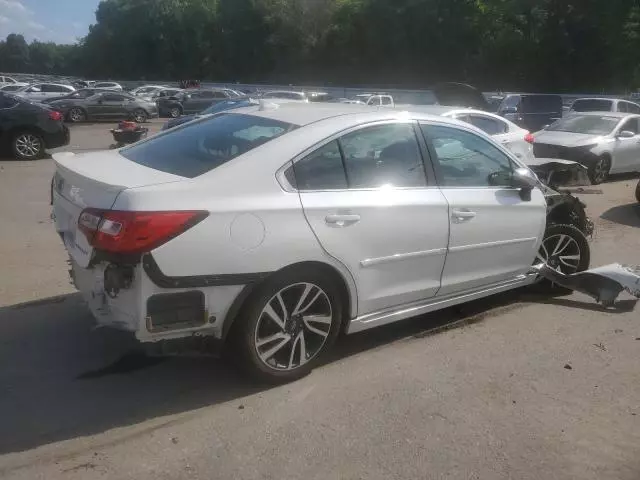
xmin=533 ymin=112 xmax=640 ymax=184
xmin=14 ymin=83 xmax=76 ymax=101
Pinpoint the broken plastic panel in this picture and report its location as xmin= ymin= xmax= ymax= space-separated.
xmin=531 ymin=263 xmax=640 ymax=306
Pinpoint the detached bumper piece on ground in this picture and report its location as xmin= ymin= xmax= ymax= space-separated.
xmin=532 ymin=263 xmax=640 ymax=306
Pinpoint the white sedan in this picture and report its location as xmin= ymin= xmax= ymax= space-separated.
xmin=53 ymin=103 xmax=549 ymax=382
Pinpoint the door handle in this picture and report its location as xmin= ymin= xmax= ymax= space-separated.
xmin=452 ymin=209 xmax=476 ymax=223
xmin=325 ymin=214 xmax=361 ymax=227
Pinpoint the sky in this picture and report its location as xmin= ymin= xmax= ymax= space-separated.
xmin=0 ymin=0 xmax=101 ymax=44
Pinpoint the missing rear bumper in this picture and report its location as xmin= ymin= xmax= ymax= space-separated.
xmin=146 ymin=290 xmax=209 ymax=333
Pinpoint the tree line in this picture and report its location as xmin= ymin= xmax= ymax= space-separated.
xmin=1 ymin=0 xmax=639 ymax=93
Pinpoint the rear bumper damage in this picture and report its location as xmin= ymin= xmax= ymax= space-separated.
xmin=531 ymin=263 xmax=640 ymax=306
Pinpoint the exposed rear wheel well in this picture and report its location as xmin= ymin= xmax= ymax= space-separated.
xmin=222 ymin=261 xmax=353 ymax=342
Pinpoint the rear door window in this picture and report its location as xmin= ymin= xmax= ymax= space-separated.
xmin=571 ymin=99 xmax=613 ymax=112
xmin=121 ymin=113 xmax=297 ymax=178
xmin=466 ymin=115 xmax=508 ymax=135
xmin=289 ymin=141 xmax=348 ymax=190
xmin=521 ymin=95 xmax=563 ymax=113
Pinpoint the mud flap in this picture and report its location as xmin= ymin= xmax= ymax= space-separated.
xmin=531 ymin=263 xmax=640 ymax=306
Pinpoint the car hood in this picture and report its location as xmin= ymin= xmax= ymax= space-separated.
xmin=533 ymin=130 xmax=604 ymax=147
xmin=431 ymin=82 xmax=489 ymax=111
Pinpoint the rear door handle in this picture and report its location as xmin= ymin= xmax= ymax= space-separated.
xmin=325 ymin=214 xmax=361 ymax=227
xmin=452 ymin=209 xmax=476 ymax=223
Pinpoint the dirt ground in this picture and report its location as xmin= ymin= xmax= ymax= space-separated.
xmin=0 ymin=120 xmax=639 ymax=480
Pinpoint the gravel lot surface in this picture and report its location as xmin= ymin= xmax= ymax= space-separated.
xmin=0 ymin=120 xmax=639 ymax=480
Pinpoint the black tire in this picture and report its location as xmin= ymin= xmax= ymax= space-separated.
xmin=588 ymin=155 xmax=611 ymax=185
xmin=168 ymin=106 xmax=181 ymax=118
xmin=635 ymin=179 xmax=640 ymax=203
xmin=232 ymin=267 xmax=343 ymax=383
xmin=534 ymin=223 xmax=591 ymax=293
xmin=11 ymin=130 xmax=45 ymax=160
xmin=132 ymin=109 xmax=147 ymax=123
xmin=67 ymin=107 xmax=86 ymax=123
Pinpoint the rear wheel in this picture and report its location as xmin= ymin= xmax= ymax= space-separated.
xmin=132 ymin=109 xmax=147 ymax=123
xmin=11 ymin=131 xmax=45 ymax=160
xmin=534 ymin=223 xmax=590 ymax=293
xmin=635 ymin=179 xmax=640 ymax=203
xmin=588 ymin=155 xmax=610 ymax=185
xmin=232 ymin=268 xmax=343 ymax=383
xmin=169 ymin=106 xmax=181 ymax=118
xmin=68 ymin=107 xmax=86 ymax=123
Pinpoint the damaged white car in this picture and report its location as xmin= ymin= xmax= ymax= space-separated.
xmin=53 ymin=102 xmax=595 ymax=382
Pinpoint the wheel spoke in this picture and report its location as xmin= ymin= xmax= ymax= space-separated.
xmin=258 ymin=335 xmax=291 ymax=363
xmin=551 ymin=235 xmax=570 ymax=255
xmin=256 ymin=332 xmax=290 ymax=348
xmin=292 ymin=284 xmax=322 ymax=316
xmin=559 ymin=254 xmax=580 ymax=268
xmin=263 ymin=302 xmax=286 ymax=330
xmin=303 ymin=314 xmax=332 ymax=325
xmin=288 ymin=331 xmax=307 ymax=368
xmin=304 ymin=317 xmax=330 ymax=338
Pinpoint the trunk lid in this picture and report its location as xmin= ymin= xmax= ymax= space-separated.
xmin=52 ymin=150 xmax=184 ymax=267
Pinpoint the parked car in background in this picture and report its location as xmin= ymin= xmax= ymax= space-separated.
xmin=48 ymin=91 xmax=158 ymax=123
xmin=0 ymin=82 xmax=29 ymax=92
xmin=261 ymin=90 xmax=309 ymax=102
xmin=151 ymin=88 xmax=183 ymax=99
xmin=569 ymin=98 xmax=640 ymax=114
xmin=0 ymin=75 xmax=19 ymax=88
xmin=129 ymin=85 xmax=168 ymax=97
xmin=40 ymin=88 xmax=110 ymax=104
xmin=533 ymin=112 xmax=640 ymax=184
xmin=14 ymin=83 xmax=76 ymax=101
xmin=427 ymin=107 xmax=536 ymax=162
xmin=307 ymin=92 xmax=335 ymax=103
xmin=0 ymin=92 xmax=69 ymax=160
xmin=73 ymin=80 xmax=96 ymax=89
xmin=93 ymin=82 xmax=123 ymax=91
xmin=52 ymin=103 xmax=592 ymax=382
xmin=497 ymin=94 xmax=563 ymax=132
xmin=157 ymin=88 xmax=243 ymax=117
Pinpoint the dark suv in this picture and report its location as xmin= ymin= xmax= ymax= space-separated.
xmin=497 ymin=94 xmax=563 ymax=132
xmin=157 ymin=89 xmax=242 ymax=118
xmin=0 ymin=92 xmax=69 ymax=160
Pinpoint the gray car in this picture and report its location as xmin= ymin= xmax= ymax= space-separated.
xmin=48 ymin=91 xmax=158 ymax=123
xmin=533 ymin=112 xmax=640 ymax=184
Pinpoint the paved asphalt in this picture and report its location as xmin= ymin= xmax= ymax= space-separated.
xmin=0 ymin=120 xmax=639 ymax=479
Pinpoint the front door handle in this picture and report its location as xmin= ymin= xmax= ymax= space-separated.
xmin=325 ymin=214 xmax=361 ymax=227
xmin=452 ymin=208 xmax=476 ymax=223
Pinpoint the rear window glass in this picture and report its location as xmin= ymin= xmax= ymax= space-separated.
xmin=521 ymin=95 xmax=563 ymax=113
xmin=121 ymin=113 xmax=298 ymax=178
xmin=571 ymin=99 xmax=613 ymax=112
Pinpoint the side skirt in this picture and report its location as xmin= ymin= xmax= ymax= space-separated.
xmin=347 ymin=274 xmax=536 ymax=334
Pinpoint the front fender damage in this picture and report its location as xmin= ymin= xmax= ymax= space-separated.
xmin=531 ymin=263 xmax=640 ymax=306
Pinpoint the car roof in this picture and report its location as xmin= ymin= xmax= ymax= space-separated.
xmin=230 ymin=102 xmax=468 ymax=128
xmin=573 ymin=97 xmax=617 ymax=102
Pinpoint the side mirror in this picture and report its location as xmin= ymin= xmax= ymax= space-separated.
xmin=617 ymin=130 xmax=635 ymax=139
xmin=511 ymin=167 xmax=538 ymax=201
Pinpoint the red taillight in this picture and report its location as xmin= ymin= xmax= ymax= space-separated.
xmin=78 ymin=209 xmax=207 ymax=254
xmin=49 ymin=110 xmax=63 ymax=121
xmin=524 ymin=133 xmax=535 ymax=144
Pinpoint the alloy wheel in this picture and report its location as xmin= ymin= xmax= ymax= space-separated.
xmin=536 ymin=233 xmax=581 ymax=274
xmin=14 ymin=133 xmax=42 ymax=159
xmin=69 ymin=108 xmax=85 ymax=122
xmin=134 ymin=110 xmax=147 ymax=123
xmin=592 ymin=158 xmax=609 ymax=184
xmin=254 ymin=282 xmax=333 ymax=371
xmin=169 ymin=107 xmax=180 ymax=118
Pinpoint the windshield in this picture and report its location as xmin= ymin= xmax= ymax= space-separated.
xmin=571 ymin=99 xmax=613 ymax=112
xmin=121 ymin=113 xmax=298 ymax=178
xmin=547 ymin=115 xmax=620 ymax=135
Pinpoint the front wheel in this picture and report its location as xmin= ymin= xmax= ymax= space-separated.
xmin=589 ymin=156 xmax=611 ymax=185
xmin=232 ymin=269 xmax=343 ymax=383
xmin=534 ymin=223 xmax=590 ymax=293
xmin=169 ymin=106 xmax=181 ymax=118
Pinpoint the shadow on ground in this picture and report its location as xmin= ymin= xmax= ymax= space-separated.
xmin=0 ymin=287 xmax=620 ymax=455
xmin=600 ymin=202 xmax=640 ymax=228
